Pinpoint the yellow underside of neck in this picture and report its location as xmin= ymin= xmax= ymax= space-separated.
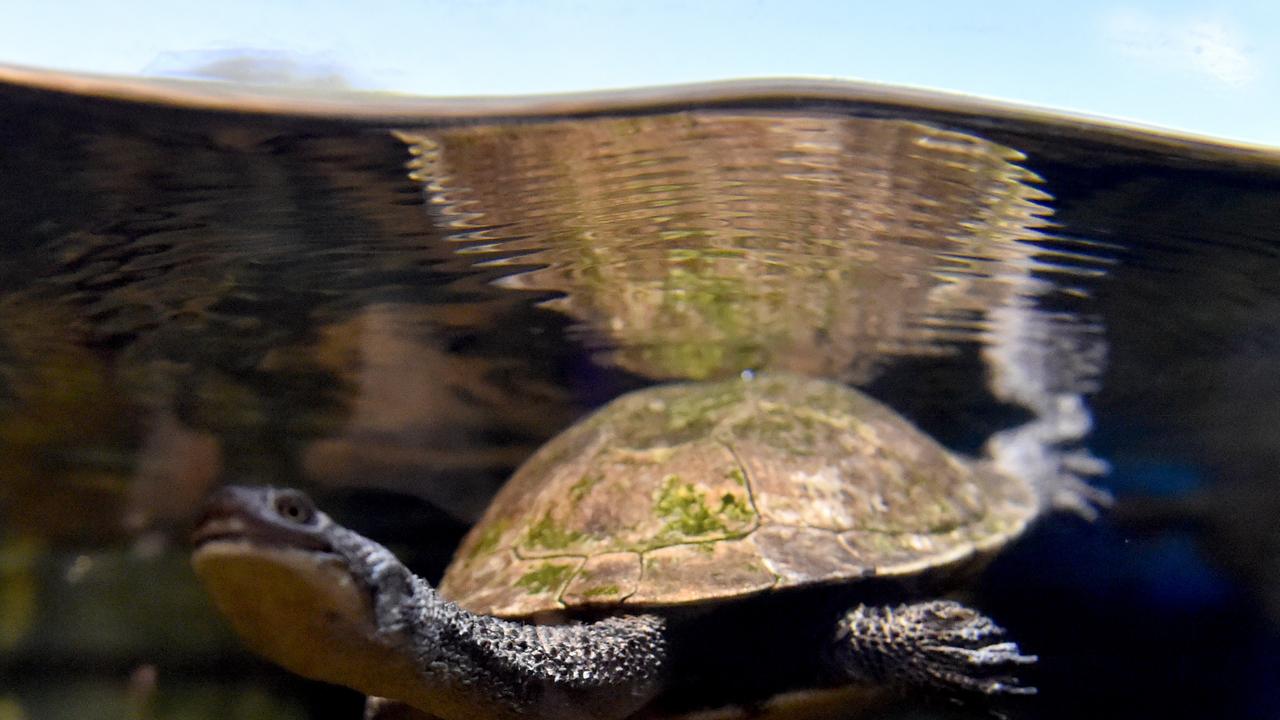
xmin=192 ymin=542 xmax=459 ymax=715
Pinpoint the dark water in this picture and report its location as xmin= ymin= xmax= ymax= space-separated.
xmin=0 ymin=76 xmax=1278 ymax=720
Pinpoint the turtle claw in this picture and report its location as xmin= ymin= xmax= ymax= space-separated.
xmin=963 ymin=676 xmax=1037 ymax=696
xmin=934 ymin=642 xmax=1037 ymax=667
xmin=931 ymin=644 xmax=1038 ymax=696
xmin=833 ymin=600 xmax=1037 ymax=696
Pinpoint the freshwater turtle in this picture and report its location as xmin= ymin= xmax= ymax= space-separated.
xmin=193 ymin=372 xmax=1074 ymax=720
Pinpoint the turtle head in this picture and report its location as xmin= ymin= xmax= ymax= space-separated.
xmin=193 ymin=485 xmax=335 ymax=553
xmin=192 ymin=486 xmax=430 ymax=705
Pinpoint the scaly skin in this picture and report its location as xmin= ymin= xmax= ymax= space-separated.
xmin=833 ymin=601 xmax=1036 ymax=695
xmin=193 ymin=486 xmax=667 ymax=720
xmin=331 ymin=519 xmax=668 ymax=719
xmin=192 ymin=487 xmax=1037 ymax=720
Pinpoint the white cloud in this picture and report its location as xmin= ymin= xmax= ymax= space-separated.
xmin=1103 ymin=9 xmax=1257 ymax=88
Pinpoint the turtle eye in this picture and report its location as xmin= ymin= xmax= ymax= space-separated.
xmin=273 ymin=491 xmax=317 ymax=525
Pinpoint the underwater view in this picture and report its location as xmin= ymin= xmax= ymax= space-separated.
xmin=0 ymin=69 xmax=1278 ymax=720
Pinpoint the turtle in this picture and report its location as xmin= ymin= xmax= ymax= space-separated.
xmin=192 ymin=372 xmax=1089 ymax=720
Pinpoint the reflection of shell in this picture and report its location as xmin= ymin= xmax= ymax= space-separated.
xmin=399 ymin=114 xmax=1054 ymax=381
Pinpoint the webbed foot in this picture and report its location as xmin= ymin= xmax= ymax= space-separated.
xmin=832 ymin=600 xmax=1036 ymax=695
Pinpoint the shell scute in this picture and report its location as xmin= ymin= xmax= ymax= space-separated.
xmin=440 ymin=373 xmax=1036 ymax=617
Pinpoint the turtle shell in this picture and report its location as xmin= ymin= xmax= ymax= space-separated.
xmin=440 ymin=373 xmax=1037 ymax=617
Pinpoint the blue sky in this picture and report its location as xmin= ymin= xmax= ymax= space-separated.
xmin=4 ymin=1 xmax=1277 ymax=146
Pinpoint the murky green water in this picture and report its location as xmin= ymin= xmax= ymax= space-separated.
xmin=1 ymin=73 xmax=1278 ymax=719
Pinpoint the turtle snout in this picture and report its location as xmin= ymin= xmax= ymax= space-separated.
xmin=192 ymin=486 xmax=334 ymax=553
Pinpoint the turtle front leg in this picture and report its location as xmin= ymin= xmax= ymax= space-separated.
xmin=830 ymin=600 xmax=1037 ymax=695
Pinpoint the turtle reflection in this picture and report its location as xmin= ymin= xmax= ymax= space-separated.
xmin=399 ymin=114 xmax=1066 ymax=384
xmin=399 ymin=112 xmax=1108 ymax=506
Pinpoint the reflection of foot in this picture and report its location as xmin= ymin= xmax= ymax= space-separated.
xmin=832 ymin=600 xmax=1037 ymax=695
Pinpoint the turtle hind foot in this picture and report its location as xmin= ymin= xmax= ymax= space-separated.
xmin=832 ymin=600 xmax=1037 ymax=696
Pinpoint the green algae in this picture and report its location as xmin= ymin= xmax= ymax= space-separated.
xmin=581 ymin=584 xmax=621 ymax=598
xmin=516 ymin=562 xmax=575 ymax=595
xmin=655 ymin=475 xmax=725 ymax=536
xmin=465 ymin=520 xmax=507 ymax=562
xmin=654 ymin=475 xmax=754 ymax=539
xmin=524 ymin=512 xmax=583 ymax=551
xmin=569 ymin=473 xmax=602 ymax=504
xmin=718 ymin=492 xmax=754 ymax=524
